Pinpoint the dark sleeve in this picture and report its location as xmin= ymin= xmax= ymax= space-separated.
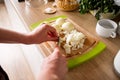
xmin=18 ymin=0 xmax=25 ymax=2
xmin=0 ymin=66 xmax=9 ymax=80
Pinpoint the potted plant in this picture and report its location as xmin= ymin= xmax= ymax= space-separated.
xmin=79 ymin=0 xmax=120 ymax=20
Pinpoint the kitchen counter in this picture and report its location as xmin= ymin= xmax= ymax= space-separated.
xmin=5 ymin=0 xmax=120 ymax=80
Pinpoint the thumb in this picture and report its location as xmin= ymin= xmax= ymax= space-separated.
xmin=52 ymin=46 xmax=61 ymax=58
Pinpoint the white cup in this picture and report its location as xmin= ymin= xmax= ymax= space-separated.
xmin=117 ymin=21 xmax=120 ymax=35
xmin=114 ymin=0 xmax=120 ymax=6
xmin=96 ymin=19 xmax=118 ymax=38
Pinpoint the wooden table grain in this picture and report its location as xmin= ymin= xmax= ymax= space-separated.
xmin=7 ymin=0 xmax=120 ymax=80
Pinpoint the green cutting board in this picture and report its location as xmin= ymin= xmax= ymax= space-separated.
xmin=30 ymin=15 xmax=106 ymax=69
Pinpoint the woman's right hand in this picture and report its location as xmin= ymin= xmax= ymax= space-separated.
xmin=38 ymin=46 xmax=68 ymax=80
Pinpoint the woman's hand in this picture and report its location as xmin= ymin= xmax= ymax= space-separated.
xmin=38 ymin=47 xmax=68 ymax=80
xmin=0 ymin=24 xmax=58 ymax=44
xmin=28 ymin=24 xmax=58 ymax=44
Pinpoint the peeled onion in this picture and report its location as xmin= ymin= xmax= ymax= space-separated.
xmin=52 ymin=24 xmax=61 ymax=33
xmin=62 ymin=22 xmax=74 ymax=32
xmin=55 ymin=18 xmax=65 ymax=26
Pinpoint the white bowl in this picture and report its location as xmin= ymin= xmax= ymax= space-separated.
xmin=114 ymin=0 xmax=120 ymax=6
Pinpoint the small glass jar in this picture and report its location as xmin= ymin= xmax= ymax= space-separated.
xmin=55 ymin=0 xmax=79 ymax=11
xmin=25 ymin=0 xmax=44 ymax=8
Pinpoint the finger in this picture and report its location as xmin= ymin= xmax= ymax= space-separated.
xmin=47 ymin=31 xmax=58 ymax=37
xmin=53 ymin=46 xmax=60 ymax=54
xmin=62 ymin=62 xmax=68 ymax=71
xmin=51 ymin=46 xmax=61 ymax=58
xmin=47 ymin=32 xmax=58 ymax=41
xmin=47 ymin=37 xmax=58 ymax=42
xmin=47 ymin=26 xmax=58 ymax=37
xmin=48 ymin=31 xmax=58 ymax=38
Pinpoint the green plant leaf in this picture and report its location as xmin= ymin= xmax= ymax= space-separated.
xmin=79 ymin=0 xmax=120 ymax=20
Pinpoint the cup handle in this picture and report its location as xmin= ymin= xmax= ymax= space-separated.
xmin=110 ymin=32 xmax=116 ymax=38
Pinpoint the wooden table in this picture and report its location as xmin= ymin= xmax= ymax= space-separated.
xmin=6 ymin=0 xmax=120 ymax=80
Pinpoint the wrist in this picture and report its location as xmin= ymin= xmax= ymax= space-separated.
xmin=22 ymin=33 xmax=35 ymax=44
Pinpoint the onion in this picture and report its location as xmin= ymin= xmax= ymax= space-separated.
xmin=52 ymin=24 xmax=61 ymax=33
xmin=62 ymin=22 xmax=74 ymax=32
xmin=55 ymin=18 xmax=65 ymax=26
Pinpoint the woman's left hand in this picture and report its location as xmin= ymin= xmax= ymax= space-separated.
xmin=28 ymin=24 xmax=58 ymax=44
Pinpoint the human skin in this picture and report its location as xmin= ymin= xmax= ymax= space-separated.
xmin=0 ymin=24 xmax=58 ymax=44
xmin=0 ymin=24 xmax=68 ymax=80
xmin=38 ymin=47 xmax=68 ymax=80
